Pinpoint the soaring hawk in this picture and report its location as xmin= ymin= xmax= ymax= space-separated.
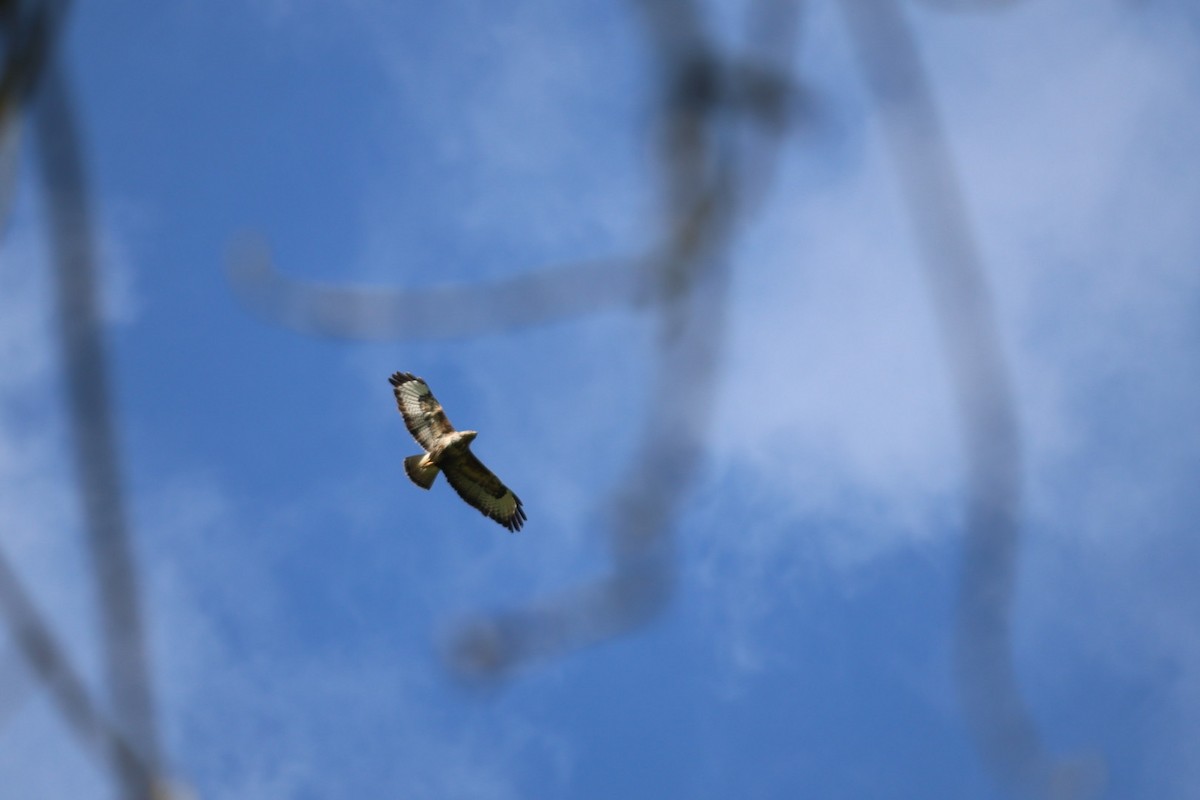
xmin=389 ymin=372 xmax=526 ymax=532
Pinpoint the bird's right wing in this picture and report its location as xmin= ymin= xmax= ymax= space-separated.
xmin=389 ymin=372 xmax=455 ymax=450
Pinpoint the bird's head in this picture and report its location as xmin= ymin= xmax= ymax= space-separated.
xmin=458 ymin=430 xmax=478 ymax=444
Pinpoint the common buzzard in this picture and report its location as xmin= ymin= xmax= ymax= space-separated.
xmin=389 ymin=372 xmax=526 ymax=532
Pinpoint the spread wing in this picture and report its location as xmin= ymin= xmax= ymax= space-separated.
xmin=441 ymin=451 xmax=526 ymax=532
xmin=389 ymin=372 xmax=455 ymax=450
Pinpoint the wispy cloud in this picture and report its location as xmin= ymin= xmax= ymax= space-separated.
xmin=706 ymin=0 xmax=1200 ymax=560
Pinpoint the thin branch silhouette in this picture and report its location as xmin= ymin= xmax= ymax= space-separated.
xmin=913 ymin=0 xmax=1025 ymax=11
xmin=0 ymin=1 xmax=168 ymax=796
xmin=447 ymin=0 xmax=800 ymax=678
xmin=0 ymin=546 xmax=157 ymax=791
xmin=228 ymin=245 xmax=653 ymax=341
xmin=0 ymin=641 xmax=31 ymax=729
xmin=839 ymin=1 xmax=1103 ymax=796
xmin=0 ymin=0 xmax=68 ymax=232
xmin=33 ymin=58 xmax=163 ymax=800
xmin=226 ymin=3 xmax=809 ymax=342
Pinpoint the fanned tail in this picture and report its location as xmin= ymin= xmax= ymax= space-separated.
xmin=404 ymin=454 xmax=439 ymax=489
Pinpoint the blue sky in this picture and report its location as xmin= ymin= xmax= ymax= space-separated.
xmin=1 ymin=0 xmax=1199 ymax=798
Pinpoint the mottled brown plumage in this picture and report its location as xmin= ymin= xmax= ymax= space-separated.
xmin=389 ymin=372 xmax=526 ymax=532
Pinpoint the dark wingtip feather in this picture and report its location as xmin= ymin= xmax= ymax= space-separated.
xmin=389 ymin=371 xmax=418 ymax=387
xmin=504 ymin=496 xmax=527 ymax=533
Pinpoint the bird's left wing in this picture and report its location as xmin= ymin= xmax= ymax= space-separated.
xmin=441 ymin=451 xmax=526 ymax=532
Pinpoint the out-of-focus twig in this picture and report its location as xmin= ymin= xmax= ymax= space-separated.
xmin=449 ymin=197 xmax=738 ymax=677
xmin=449 ymin=0 xmax=800 ymax=680
xmin=0 ymin=545 xmax=156 ymax=790
xmin=228 ymin=242 xmax=652 ymax=341
xmin=0 ymin=111 xmax=17 ymax=233
xmin=19 ymin=18 xmax=164 ymax=800
xmin=0 ymin=641 xmax=31 ymax=728
xmin=839 ymin=2 xmax=1102 ymax=797
xmin=0 ymin=0 xmax=69 ymax=233
xmin=225 ymin=3 xmax=809 ymax=343
xmin=1 ymin=0 xmax=170 ymax=795
xmin=0 ymin=0 xmax=67 ymax=115
xmin=913 ymin=0 xmax=1025 ymax=11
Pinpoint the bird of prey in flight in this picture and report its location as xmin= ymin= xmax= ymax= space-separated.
xmin=389 ymin=372 xmax=526 ymax=532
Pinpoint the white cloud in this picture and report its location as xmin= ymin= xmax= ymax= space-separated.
xmin=686 ymin=3 xmax=1200 ymax=791
xmin=706 ymin=0 xmax=1200 ymax=560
